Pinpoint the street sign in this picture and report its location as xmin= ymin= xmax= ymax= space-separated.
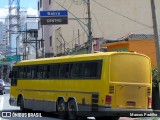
xmin=12 ymin=55 xmax=20 ymax=61
xmin=6 ymin=56 xmax=12 ymax=62
xmin=40 ymin=10 xmax=68 ymax=17
xmin=40 ymin=17 xmax=68 ymax=25
xmin=40 ymin=10 xmax=68 ymax=25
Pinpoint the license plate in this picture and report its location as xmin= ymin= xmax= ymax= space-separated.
xmin=126 ymin=101 xmax=136 ymax=106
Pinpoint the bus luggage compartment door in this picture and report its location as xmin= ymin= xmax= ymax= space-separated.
xmin=115 ymin=85 xmax=147 ymax=109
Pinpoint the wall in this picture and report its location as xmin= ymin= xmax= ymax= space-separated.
xmin=128 ymin=39 xmax=156 ymax=68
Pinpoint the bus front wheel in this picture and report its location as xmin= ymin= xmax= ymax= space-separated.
xmin=19 ymin=96 xmax=25 ymax=112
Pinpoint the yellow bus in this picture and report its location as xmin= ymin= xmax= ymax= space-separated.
xmin=9 ymin=52 xmax=152 ymax=119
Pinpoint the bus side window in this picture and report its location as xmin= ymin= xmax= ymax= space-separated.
xmin=19 ymin=67 xmax=24 ymax=78
xmin=37 ymin=66 xmax=44 ymax=79
xmin=26 ymin=66 xmax=31 ymax=79
xmin=44 ymin=65 xmax=50 ymax=79
xmin=50 ymin=65 xmax=58 ymax=79
xmin=83 ymin=62 xmax=98 ymax=78
xmin=23 ymin=67 xmax=27 ymax=78
xmin=31 ymin=66 xmax=36 ymax=79
xmin=59 ymin=64 xmax=70 ymax=78
xmin=70 ymin=63 xmax=82 ymax=78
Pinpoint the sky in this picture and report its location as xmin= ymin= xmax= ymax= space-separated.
xmin=0 ymin=0 xmax=38 ymax=22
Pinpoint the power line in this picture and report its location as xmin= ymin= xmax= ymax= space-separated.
xmin=91 ymin=11 xmax=104 ymax=37
xmin=68 ymin=1 xmax=73 ymax=10
xmin=92 ymin=0 xmax=152 ymax=28
xmin=53 ymin=0 xmax=88 ymax=36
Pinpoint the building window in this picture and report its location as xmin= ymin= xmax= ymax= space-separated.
xmin=49 ymin=0 xmax=51 ymax=5
xmin=50 ymin=36 xmax=52 ymax=47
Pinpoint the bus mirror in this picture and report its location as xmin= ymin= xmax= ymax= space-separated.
xmin=9 ymin=71 xmax=12 ymax=78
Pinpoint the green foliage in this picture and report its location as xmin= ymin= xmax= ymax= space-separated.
xmin=152 ymin=68 xmax=160 ymax=87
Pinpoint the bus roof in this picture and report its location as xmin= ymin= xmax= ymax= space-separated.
xmin=14 ymin=52 xmax=149 ymax=66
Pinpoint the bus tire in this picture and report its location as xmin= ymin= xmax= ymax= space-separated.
xmin=68 ymin=99 xmax=78 ymax=120
xmin=57 ymin=98 xmax=67 ymax=119
xmin=19 ymin=96 xmax=25 ymax=112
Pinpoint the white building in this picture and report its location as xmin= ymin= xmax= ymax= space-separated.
xmin=20 ymin=14 xmax=38 ymax=60
xmin=38 ymin=0 xmax=160 ymax=56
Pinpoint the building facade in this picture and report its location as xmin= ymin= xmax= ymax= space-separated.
xmin=0 ymin=22 xmax=8 ymax=56
xmin=21 ymin=15 xmax=38 ymax=60
xmin=38 ymin=0 xmax=160 ymax=57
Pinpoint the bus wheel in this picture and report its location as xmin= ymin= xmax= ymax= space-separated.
xmin=57 ymin=98 xmax=67 ymax=119
xmin=68 ymin=99 xmax=78 ymax=120
xmin=19 ymin=96 xmax=25 ymax=112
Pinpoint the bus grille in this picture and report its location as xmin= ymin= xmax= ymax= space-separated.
xmin=147 ymin=87 xmax=151 ymax=96
xmin=109 ymin=85 xmax=114 ymax=94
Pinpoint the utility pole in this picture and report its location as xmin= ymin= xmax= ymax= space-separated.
xmin=35 ymin=37 xmax=38 ymax=59
xmin=151 ymin=0 xmax=160 ymax=78
xmin=87 ymin=0 xmax=92 ymax=53
xmin=151 ymin=0 xmax=160 ymax=109
xmin=41 ymin=25 xmax=45 ymax=58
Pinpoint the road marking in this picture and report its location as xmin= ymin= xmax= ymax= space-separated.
xmin=0 ymin=96 xmax=4 ymax=120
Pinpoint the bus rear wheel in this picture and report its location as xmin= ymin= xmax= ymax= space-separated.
xmin=57 ymin=98 xmax=67 ymax=119
xmin=68 ymin=99 xmax=78 ymax=120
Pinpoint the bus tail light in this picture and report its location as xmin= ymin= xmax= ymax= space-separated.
xmin=148 ymin=97 xmax=152 ymax=109
xmin=106 ymin=95 xmax=112 ymax=107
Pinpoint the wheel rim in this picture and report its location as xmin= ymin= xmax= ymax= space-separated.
xmin=58 ymin=102 xmax=66 ymax=111
xmin=68 ymin=100 xmax=77 ymax=119
xmin=57 ymin=99 xmax=67 ymax=119
xmin=69 ymin=104 xmax=76 ymax=112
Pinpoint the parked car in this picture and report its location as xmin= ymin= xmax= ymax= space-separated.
xmin=0 ymin=83 xmax=5 ymax=95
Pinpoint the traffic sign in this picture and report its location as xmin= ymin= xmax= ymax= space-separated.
xmin=40 ymin=17 xmax=68 ymax=25
xmin=40 ymin=10 xmax=68 ymax=17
